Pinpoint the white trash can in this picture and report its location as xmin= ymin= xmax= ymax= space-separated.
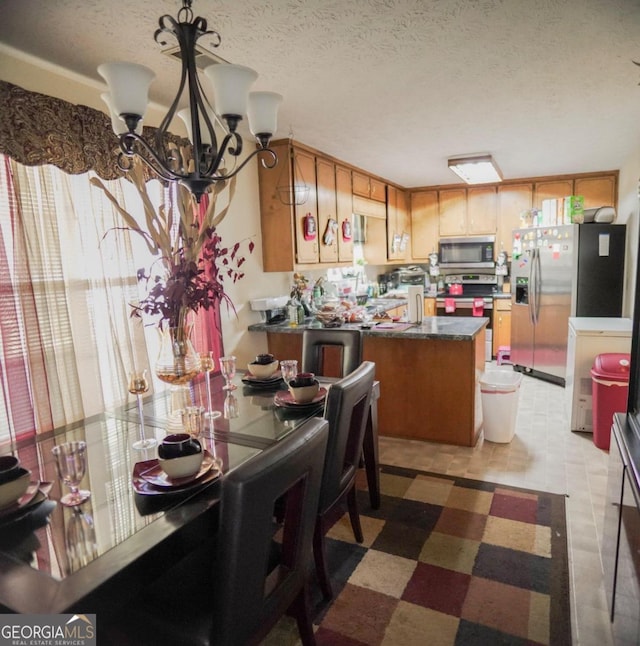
xmin=479 ymin=370 xmax=523 ymax=443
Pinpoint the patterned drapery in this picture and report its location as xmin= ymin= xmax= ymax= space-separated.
xmin=0 ymin=80 xmax=187 ymax=182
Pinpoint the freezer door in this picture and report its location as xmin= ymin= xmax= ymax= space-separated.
xmin=533 ymin=228 xmax=574 ymax=380
xmin=510 ymin=235 xmax=535 ymax=370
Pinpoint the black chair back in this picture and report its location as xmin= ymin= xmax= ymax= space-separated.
xmin=214 ymin=416 xmax=329 ymax=645
xmin=313 ymin=361 xmax=375 ymax=599
xmin=301 ymin=328 xmax=362 ymax=378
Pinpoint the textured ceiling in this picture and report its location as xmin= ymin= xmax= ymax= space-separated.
xmin=0 ymin=0 xmax=639 ymax=188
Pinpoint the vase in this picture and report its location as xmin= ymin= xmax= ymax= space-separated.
xmin=155 ymin=325 xmax=201 ymax=386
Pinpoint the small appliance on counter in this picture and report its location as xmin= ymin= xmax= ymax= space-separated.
xmin=250 ymin=296 xmax=289 ymax=325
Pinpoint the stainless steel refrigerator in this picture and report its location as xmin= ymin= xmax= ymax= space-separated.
xmin=511 ymin=223 xmax=626 ymax=385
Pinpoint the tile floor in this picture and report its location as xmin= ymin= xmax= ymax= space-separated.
xmin=378 ymin=367 xmax=614 ymax=646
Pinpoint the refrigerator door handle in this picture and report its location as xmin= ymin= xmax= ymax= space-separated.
xmin=528 ymin=248 xmax=536 ymax=325
xmin=534 ymin=247 xmax=542 ymax=325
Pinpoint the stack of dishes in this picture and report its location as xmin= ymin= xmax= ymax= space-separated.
xmin=274 ymin=387 xmax=327 ymax=410
xmin=132 ymin=451 xmax=221 ymax=496
xmin=242 ymin=353 xmax=283 ymax=389
xmin=0 ymin=455 xmax=51 ymax=525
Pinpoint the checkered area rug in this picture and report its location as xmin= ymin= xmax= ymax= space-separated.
xmin=309 ymin=464 xmax=571 ymax=646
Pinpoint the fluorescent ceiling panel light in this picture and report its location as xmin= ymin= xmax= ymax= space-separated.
xmin=448 ymin=155 xmax=502 ymax=184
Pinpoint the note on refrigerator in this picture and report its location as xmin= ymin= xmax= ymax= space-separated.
xmin=599 ymin=233 xmax=610 ymax=257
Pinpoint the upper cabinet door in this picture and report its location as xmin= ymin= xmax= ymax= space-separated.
xmin=467 ymin=186 xmax=497 ymax=234
xmin=439 ymin=188 xmax=467 ymax=236
xmin=497 ymin=183 xmax=533 ymax=256
xmin=387 ymin=186 xmax=410 ymax=260
xmin=352 ymin=170 xmax=386 ymax=202
xmin=574 ymin=175 xmax=617 ymax=209
xmin=293 ymin=149 xmax=319 ymax=264
xmin=335 ymin=165 xmax=354 ymax=262
xmin=316 ymin=157 xmax=339 ymax=263
xmin=410 ymin=190 xmax=439 ymax=259
xmin=369 ymin=177 xmax=386 ymax=202
xmin=533 ymin=179 xmax=573 ymax=209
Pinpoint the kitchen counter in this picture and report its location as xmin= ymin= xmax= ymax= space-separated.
xmin=248 ymin=316 xmax=487 ymax=341
xmin=249 ymin=316 xmax=488 ymax=447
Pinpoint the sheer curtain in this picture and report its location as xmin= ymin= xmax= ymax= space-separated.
xmin=0 ymin=155 xmax=222 ymax=444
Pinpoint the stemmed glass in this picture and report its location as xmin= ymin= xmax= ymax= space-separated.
xmin=219 ymin=355 xmax=237 ymax=391
xmin=51 ymin=441 xmax=91 ymax=507
xmin=128 ymin=369 xmax=158 ymax=450
xmin=223 ymin=392 xmax=239 ymax=419
xmin=280 ymin=359 xmax=298 ymax=385
xmin=200 ymin=351 xmax=222 ymax=430
xmin=65 ymin=507 xmax=98 ymax=574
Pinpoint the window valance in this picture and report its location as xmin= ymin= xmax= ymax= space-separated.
xmin=0 ymin=80 xmax=187 ymax=181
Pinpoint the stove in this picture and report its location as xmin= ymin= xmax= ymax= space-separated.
xmin=436 ymin=274 xmax=497 ymax=361
xmin=438 ymin=274 xmax=498 ymax=306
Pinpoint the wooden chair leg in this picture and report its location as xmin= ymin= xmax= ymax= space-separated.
xmin=290 ymin=584 xmax=317 ymax=646
xmin=347 ymin=484 xmax=363 ymax=543
xmin=313 ymin=520 xmax=334 ymax=601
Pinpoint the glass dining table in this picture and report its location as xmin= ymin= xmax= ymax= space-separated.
xmin=0 ymin=372 xmax=329 ymax=615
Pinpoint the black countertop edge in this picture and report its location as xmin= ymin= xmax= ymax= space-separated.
xmin=248 ymin=316 xmax=488 ymax=341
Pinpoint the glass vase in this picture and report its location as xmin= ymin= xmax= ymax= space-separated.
xmin=155 ymin=325 xmax=201 ymax=425
xmin=155 ymin=325 xmax=201 ymax=385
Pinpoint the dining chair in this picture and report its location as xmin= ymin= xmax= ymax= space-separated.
xmin=104 ymin=416 xmax=329 ymax=646
xmin=314 ymin=360 xmax=376 ymax=601
xmin=301 ymin=328 xmax=363 ymax=378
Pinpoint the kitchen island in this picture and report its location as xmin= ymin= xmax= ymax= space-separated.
xmin=248 ymin=317 xmax=488 ymax=447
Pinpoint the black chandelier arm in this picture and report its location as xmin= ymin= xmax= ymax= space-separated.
xmin=202 ymin=130 xmax=240 ymax=178
xmin=213 ymin=147 xmax=278 ymax=181
xmin=118 ymin=133 xmax=189 ymax=183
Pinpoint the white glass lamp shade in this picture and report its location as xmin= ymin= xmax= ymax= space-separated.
xmin=177 ymin=107 xmax=217 ymax=146
xmin=101 ymin=93 xmax=143 ymax=135
xmin=204 ymin=64 xmax=257 ymax=117
xmin=247 ymin=92 xmax=282 ymax=136
xmin=97 ymin=62 xmax=155 ymax=118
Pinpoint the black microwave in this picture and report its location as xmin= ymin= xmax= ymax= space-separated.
xmin=438 ymin=236 xmax=495 ymax=268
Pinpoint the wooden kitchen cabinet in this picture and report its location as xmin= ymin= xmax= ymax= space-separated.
xmin=316 ymin=157 xmax=339 ymax=263
xmin=387 ymin=185 xmax=410 ymax=261
xmin=410 ymin=190 xmax=439 ymax=260
xmin=575 ymin=174 xmax=617 ymax=208
xmin=353 ymin=170 xmax=386 ymax=202
xmin=492 ymin=298 xmax=512 ymax=357
xmin=424 ymin=297 xmax=436 ymax=317
xmin=497 ymin=183 xmax=533 ymax=256
xmin=335 ymin=164 xmax=354 ymax=262
xmin=467 ymin=186 xmax=497 ymax=234
xmin=533 ymin=179 xmax=573 ymax=210
xmin=439 ymin=188 xmax=467 ymax=236
xmin=293 ymin=149 xmax=320 ymax=264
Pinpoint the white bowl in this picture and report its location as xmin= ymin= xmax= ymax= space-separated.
xmin=158 ymin=452 xmax=203 ymax=480
xmin=0 ymin=468 xmax=30 ymax=508
xmin=247 ymin=360 xmax=279 ymax=379
xmin=288 ymin=381 xmax=320 ymax=404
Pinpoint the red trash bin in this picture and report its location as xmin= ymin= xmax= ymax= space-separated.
xmin=590 ymin=353 xmax=631 ymax=450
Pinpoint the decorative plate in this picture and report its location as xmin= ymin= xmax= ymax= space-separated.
xmin=0 ymin=482 xmax=50 ymax=524
xmin=274 ymin=387 xmax=327 ymax=409
xmin=132 ymin=451 xmax=221 ymax=495
xmin=241 ymin=371 xmax=283 ymax=387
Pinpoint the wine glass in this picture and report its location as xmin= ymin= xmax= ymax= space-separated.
xmin=51 ymin=441 xmax=91 ymax=507
xmin=200 ymin=351 xmax=221 ymax=428
xmin=219 ymin=355 xmax=237 ymax=391
xmin=280 ymin=359 xmax=298 ymax=385
xmin=223 ymin=392 xmax=239 ymax=419
xmin=128 ymin=370 xmax=158 ymax=450
xmin=65 ymin=507 xmax=98 ymax=574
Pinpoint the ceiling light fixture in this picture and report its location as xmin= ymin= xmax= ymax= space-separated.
xmin=448 ymin=155 xmax=503 ymax=184
xmin=98 ymin=0 xmax=282 ymax=203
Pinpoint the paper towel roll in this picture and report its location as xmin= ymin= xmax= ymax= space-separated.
xmin=407 ymin=285 xmax=424 ymax=323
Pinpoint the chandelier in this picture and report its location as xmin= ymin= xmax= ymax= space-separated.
xmin=98 ymin=0 xmax=282 ymax=202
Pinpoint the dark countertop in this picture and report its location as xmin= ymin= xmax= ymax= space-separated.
xmin=248 ymin=316 xmax=488 ymax=341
